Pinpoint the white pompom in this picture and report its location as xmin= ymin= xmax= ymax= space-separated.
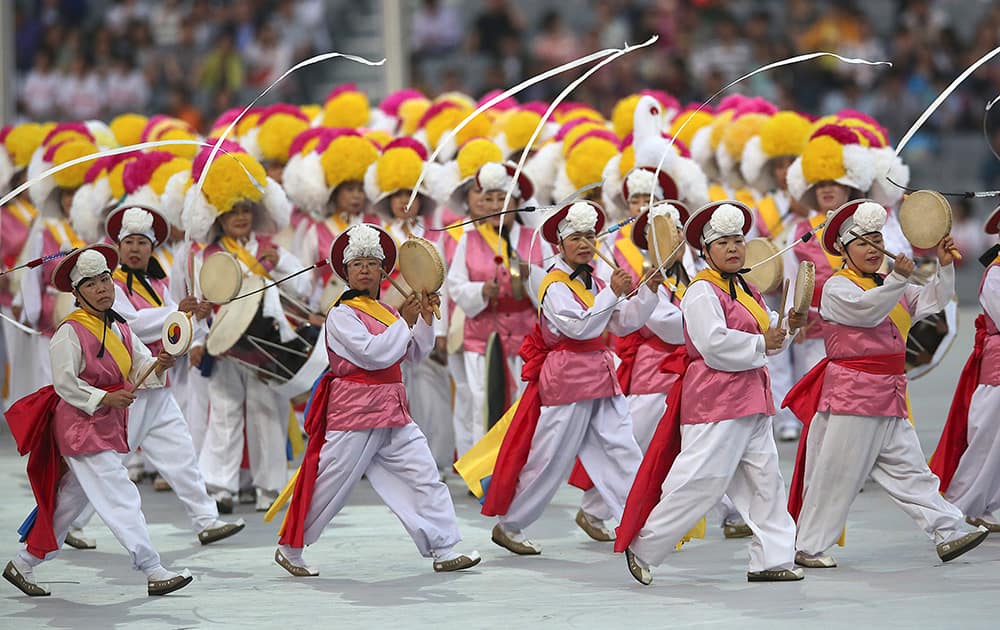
xmin=477 ymin=161 xmax=511 ymax=192
xmin=120 ymin=206 xmax=155 ymax=240
xmin=343 ymin=223 xmax=385 ymax=262
xmin=559 ymin=201 xmax=599 ymax=237
xmin=709 ymin=203 xmax=745 ymax=234
xmin=70 ymin=249 xmax=110 ymax=285
xmin=650 ymin=202 xmax=682 ymax=228
xmin=625 ymin=168 xmax=658 ymax=198
xmin=852 ymin=201 xmax=887 ymax=233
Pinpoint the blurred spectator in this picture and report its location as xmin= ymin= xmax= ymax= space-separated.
xmin=56 ymin=55 xmax=105 ymax=120
xmin=951 ymin=198 xmax=988 ymax=263
xmin=245 ymin=22 xmax=294 ymax=95
xmin=104 ymin=0 xmax=148 ymax=37
xmin=105 ymin=55 xmax=150 ymax=116
xmin=19 ymin=48 xmax=60 ymax=120
xmin=690 ymin=14 xmax=751 ymax=84
xmin=411 ymin=0 xmax=463 ymax=59
xmin=835 ymin=16 xmax=888 ymax=88
xmin=469 ymin=0 xmax=525 ymax=60
xmin=198 ymin=27 xmax=245 ymax=111
xmin=796 ymin=4 xmax=862 ymax=53
xmin=532 ymin=11 xmax=582 ymax=68
xmin=150 ymin=0 xmax=186 ymax=48
xmin=593 ymin=1 xmax=630 ymax=50
xmin=900 ymin=0 xmax=950 ymax=45
xmin=167 ymin=87 xmax=204 ymax=134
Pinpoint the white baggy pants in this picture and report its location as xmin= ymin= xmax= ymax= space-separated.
xmin=796 ymin=412 xmax=967 ymax=555
xmin=499 ymin=396 xmax=642 ymax=533
xmin=630 ymin=414 xmax=797 ymax=572
xmin=299 ymin=423 xmax=462 ymax=557
xmin=404 ymin=359 xmax=455 ymax=471
xmin=944 ymin=386 xmax=1000 ymax=519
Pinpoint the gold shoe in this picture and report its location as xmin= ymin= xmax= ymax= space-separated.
xmin=152 ymin=476 xmax=172 ymax=492
xmin=3 ymin=561 xmax=50 ymax=597
xmin=747 ymin=567 xmax=804 ymax=582
xmin=274 ymin=549 xmax=319 ymax=577
xmin=625 ymin=548 xmax=652 ymax=585
xmin=575 ymin=509 xmax=615 ymax=542
xmin=938 ymin=528 xmax=989 ymax=562
xmin=147 ymin=570 xmax=192 ymax=596
xmin=490 ymin=524 xmax=541 ymax=555
xmin=198 ymin=519 xmax=246 ymax=545
xmin=64 ymin=530 xmax=96 ymax=550
xmin=433 ymin=551 xmax=481 ymax=572
xmin=966 ymin=516 xmax=1000 ymax=533
xmin=724 ymin=523 xmax=753 ymax=539
xmin=795 ymin=550 xmax=837 ymax=568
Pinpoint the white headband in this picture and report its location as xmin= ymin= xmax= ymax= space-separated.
xmin=701 ymin=203 xmax=746 ymax=245
xmin=70 ymin=249 xmax=111 ymax=287
xmin=838 ymin=201 xmax=886 ymax=246
xmin=118 ymin=207 xmax=157 ymax=244
xmin=343 ymin=224 xmax=385 ymax=263
xmin=558 ymin=202 xmax=599 ymax=239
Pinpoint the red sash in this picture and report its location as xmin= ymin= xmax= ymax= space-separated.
xmin=279 ymin=364 xmax=402 ymax=547
xmin=614 ymin=348 xmax=689 ymax=552
xmin=929 ymin=315 xmax=988 ymax=493
xmin=615 ymin=332 xmax=680 ymax=395
xmin=782 ymin=353 xmax=905 ymax=520
xmin=481 ymin=329 xmax=605 ymax=516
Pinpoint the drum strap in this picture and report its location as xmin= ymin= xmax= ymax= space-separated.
xmin=691 ymin=269 xmax=771 ymax=333
xmin=220 ymin=236 xmax=272 ymax=279
xmin=64 ymin=309 xmax=133 ymax=379
xmin=835 ymin=269 xmax=912 ymax=341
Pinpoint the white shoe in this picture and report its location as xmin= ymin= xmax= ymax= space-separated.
xmin=275 ymin=547 xmax=319 ymax=577
xmin=491 ymin=524 xmax=542 ymax=555
xmin=432 ymin=549 xmax=482 ymax=572
xmin=255 ymin=488 xmax=278 ymax=512
xmin=777 ymin=425 xmax=801 ymax=442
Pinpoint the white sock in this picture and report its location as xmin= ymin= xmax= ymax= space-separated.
xmin=15 ymin=550 xmax=41 ymax=570
xmin=279 ymin=545 xmax=307 ymax=566
xmin=432 ymin=547 xmax=460 ymax=562
xmin=145 ymin=565 xmax=179 ymax=581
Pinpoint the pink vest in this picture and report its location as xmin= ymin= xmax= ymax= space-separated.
xmin=819 ymin=291 xmax=910 ymax=418
xmin=53 ymin=319 xmax=134 ymax=456
xmin=792 ymin=218 xmax=837 ymax=340
xmin=1 ymin=203 xmax=35 ymax=306
xmin=462 ymin=225 xmax=540 ymax=355
xmin=628 ymin=291 xmax=683 ymax=395
xmin=113 ymin=273 xmax=170 ymax=356
xmin=979 ymin=264 xmax=1000 ymax=386
xmin=538 ymin=275 xmax=620 ymax=406
xmin=681 ymin=282 xmax=774 ymax=424
xmin=324 ymin=305 xmax=412 ymax=431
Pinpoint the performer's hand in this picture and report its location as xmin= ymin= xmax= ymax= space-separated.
xmin=431 ymin=336 xmax=448 ymax=364
xmin=258 ymin=246 xmax=280 ymax=267
xmin=611 ymin=268 xmax=633 ymax=297
xmin=936 ymin=235 xmax=957 ymax=266
xmin=189 ymin=345 xmax=205 ymax=368
xmin=156 ymin=350 xmax=176 ymax=373
xmin=308 ymin=312 xmax=326 ymax=327
xmin=764 ymin=326 xmax=787 ymax=351
xmin=12 ymin=305 xmax=21 ymax=320
xmin=893 ymin=253 xmax=915 ymax=278
xmin=644 ymin=270 xmax=664 ymax=292
xmin=482 ymin=278 xmax=500 ymax=300
xmin=401 ymin=293 xmax=421 ymax=327
xmin=102 ymin=389 xmax=137 ymax=409
xmin=421 ymin=291 xmax=440 ymax=325
xmin=787 ymin=309 xmax=807 ymax=331
xmin=177 ymin=296 xmax=198 ymax=313
xmin=194 ymin=301 xmax=213 ymax=320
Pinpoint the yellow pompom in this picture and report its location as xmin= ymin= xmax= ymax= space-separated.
xmin=377 ymin=146 xmax=424 ymax=193
xmin=759 ymin=111 xmax=812 ymax=159
xmin=399 ymin=98 xmax=430 ymax=136
xmin=45 ymin=128 xmax=90 ymax=149
xmin=107 ymin=160 xmax=131 ymax=199
xmin=561 ymin=121 xmax=605 ymax=158
xmin=611 ymin=94 xmax=641 ymax=139
xmin=721 ymin=113 xmax=769 ymax=160
xmin=501 ymin=109 xmax=544 ymax=153
xmin=456 ymin=138 xmax=503 ymax=180
xmin=300 ymin=104 xmax=322 ymax=121
xmin=109 ymin=114 xmax=148 ymax=147
xmin=202 ymin=152 xmax=267 ymax=213
xmin=669 ymin=110 xmax=714 ymax=148
xmin=258 ymin=114 xmax=310 ymax=164
xmin=436 ymin=92 xmax=475 ymax=108
xmin=236 ymin=112 xmax=262 ymax=139
xmin=319 ymin=135 xmax=379 ymax=189
xmin=4 ymin=123 xmax=48 ymax=168
xmin=565 ymin=136 xmax=618 ymax=189
xmin=801 ymin=135 xmax=847 ymax=184
xmin=51 ymin=140 xmax=100 ymax=190
xmin=157 ymin=128 xmax=198 ymax=159
xmin=425 ymin=106 xmax=491 ymax=150
xmin=838 ymin=117 xmax=887 ymax=147
xmin=808 ymin=115 xmax=839 ymax=137
xmin=708 ymin=110 xmax=735 ymax=150
xmin=149 ymin=157 xmax=192 ymax=195
xmin=618 ymin=144 xmax=636 ymax=178
xmin=321 ymin=91 xmax=370 ymax=128
xmin=554 ymin=106 xmax=604 ymax=125
xmin=363 ymin=129 xmax=394 ymax=150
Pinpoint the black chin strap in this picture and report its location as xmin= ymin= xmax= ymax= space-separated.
xmin=120 ymin=263 xmax=164 ymax=305
xmin=569 ymin=263 xmax=594 ymax=290
xmin=719 ymin=271 xmax=752 ymax=299
xmin=335 ymin=288 xmax=370 ymax=306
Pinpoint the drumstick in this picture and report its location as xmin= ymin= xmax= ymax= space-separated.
xmin=383 ymin=271 xmax=441 ymax=320
xmin=849 ymin=230 xmax=897 ymax=259
xmin=595 ymin=248 xmax=619 ymax=270
xmin=129 ymin=362 xmax=160 ymax=393
xmin=777 ymin=278 xmax=790 ymax=330
xmin=944 ymin=237 xmax=963 ymax=261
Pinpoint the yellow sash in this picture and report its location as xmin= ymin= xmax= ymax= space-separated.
xmin=757 ymin=195 xmax=784 ymax=238
xmin=476 ymin=224 xmax=509 ymax=268
xmin=692 ymin=269 xmax=772 ymax=333
xmin=708 ymin=184 xmax=728 ymax=202
xmin=8 ymin=199 xmax=37 ymax=226
xmin=835 ymin=269 xmax=912 ymax=341
xmin=64 ymin=309 xmax=133 ymax=380
xmin=44 ymin=218 xmax=85 ymax=249
xmin=341 ymin=294 xmax=399 ymax=327
xmin=810 ymin=213 xmax=844 ymax=271
xmin=734 ymin=187 xmax=758 ymax=210
xmin=112 ymin=268 xmax=162 ymax=307
xmin=446 ymin=222 xmax=465 ymax=244
xmin=154 ymin=248 xmax=174 ymax=276
xmin=665 ymin=276 xmax=686 ymax=300
xmin=614 ymin=224 xmax=645 ymax=276
xmin=537 ymin=269 xmax=596 ymax=311
xmin=220 ymin=236 xmax=271 ymax=279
